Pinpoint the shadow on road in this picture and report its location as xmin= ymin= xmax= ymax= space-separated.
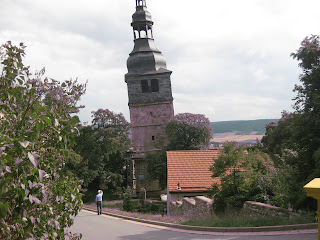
xmin=117 ymin=229 xmax=237 ymax=240
xmin=116 ymin=229 xmax=317 ymax=240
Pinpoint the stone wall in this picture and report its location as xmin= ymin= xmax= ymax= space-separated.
xmin=243 ymin=201 xmax=291 ymax=217
xmin=129 ymin=101 xmax=174 ymax=153
xmin=169 ymin=196 xmax=213 ymax=218
xmin=169 ymin=198 xmax=297 ymax=218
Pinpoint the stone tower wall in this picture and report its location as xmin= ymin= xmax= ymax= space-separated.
xmin=125 ymin=72 xmax=173 ymax=105
xmin=129 ymin=101 xmax=174 ymax=154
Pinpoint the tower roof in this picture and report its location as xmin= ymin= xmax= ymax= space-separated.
xmin=131 ymin=2 xmax=153 ymax=30
xmin=127 ymin=0 xmax=169 ymax=75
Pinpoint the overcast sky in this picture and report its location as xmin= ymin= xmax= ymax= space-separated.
xmin=1 ymin=0 xmax=319 ymax=123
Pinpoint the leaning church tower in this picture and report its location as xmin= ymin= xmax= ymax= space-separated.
xmin=125 ymin=0 xmax=174 ymax=192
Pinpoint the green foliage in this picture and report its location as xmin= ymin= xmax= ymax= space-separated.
xmin=145 ymin=150 xmax=167 ymax=189
xmin=61 ymin=149 xmax=82 ymax=179
xmin=137 ymin=200 xmax=160 ymax=213
xmin=122 ymin=188 xmax=133 ymax=212
xmin=261 ymin=112 xmax=297 ymax=162
xmin=0 ymin=42 xmax=86 ymax=239
xmin=73 ymin=109 xmax=130 ymax=191
xmin=268 ymin=157 xmax=298 ymax=208
xmin=102 ymin=201 xmax=123 ymax=209
xmin=181 ymin=211 xmax=315 ymax=227
xmin=261 ymin=35 xmax=320 ymax=210
xmin=290 ymin=35 xmax=320 ymax=186
xmin=211 ymin=142 xmax=275 ymax=214
xmin=166 ymin=113 xmax=213 ymax=150
xmin=212 ymin=119 xmax=279 ymax=135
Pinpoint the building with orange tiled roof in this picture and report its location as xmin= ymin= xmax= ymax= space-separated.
xmin=166 ymin=150 xmax=221 ymax=209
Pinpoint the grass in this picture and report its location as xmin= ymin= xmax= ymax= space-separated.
xmin=85 ymin=195 xmax=316 ymax=228
xmin=85 ymin=201 xmax=316 ymax=227
xmin=102 ymin=201 xmax=123 ymax=209
xmin=181 ymin=212 xmax=316 ymax=228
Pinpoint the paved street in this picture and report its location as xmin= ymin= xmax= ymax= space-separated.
xmin=69 ymin=210 xmax=317 ymax=240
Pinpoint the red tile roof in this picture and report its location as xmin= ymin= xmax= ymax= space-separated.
xmin=167 ymin=150 xmax=221 ymax=192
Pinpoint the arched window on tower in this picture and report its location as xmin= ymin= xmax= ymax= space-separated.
xmin=140 ymin=30 xmax=147 ymax=38
xmin=147 ymin=28 xmax=153 ymax=39
xmin=134 ymin=30 xmax=139 ymax=40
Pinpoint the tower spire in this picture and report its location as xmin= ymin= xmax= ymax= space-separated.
xmin=127 ymin=0 xmax=168 ymax=74
xmin=131 ymin=0 xmax=153 ymax=40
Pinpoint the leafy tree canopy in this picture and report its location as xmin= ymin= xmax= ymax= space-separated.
xmin=0 ymin=42 xmax=86 ymax=239
xmin=73 ymin=108 xmax=130 ymax=192
xmin=261 ymin=35 xmax=320 ymax=210
xmin=210 ymin=142 xmax=276 ymax=213
xmin=261 ymin=111 xmax=297 ymax=160
xmin=166 ymin=113 xmax=213 ymax=150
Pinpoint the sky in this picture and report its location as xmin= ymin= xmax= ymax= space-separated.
xmin=1 ymin=0 xmax=320 ymax=123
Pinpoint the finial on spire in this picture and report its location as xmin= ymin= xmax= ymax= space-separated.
xmin=136 ymin=0 xmax=146 ymax=7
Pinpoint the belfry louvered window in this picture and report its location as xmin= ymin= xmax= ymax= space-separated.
xmin=141 ymin=79 xmax=159 ymax=93
xmin=151 ymin=79 xmax=159 ymax=92
xmin=141 ymin=80 xmax=149 ymax=93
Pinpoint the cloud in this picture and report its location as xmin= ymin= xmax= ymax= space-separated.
xmin=1 ymin=0 xmax=319 ymax=123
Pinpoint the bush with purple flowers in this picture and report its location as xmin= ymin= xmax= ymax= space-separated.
xmin=0 ymin=42 xmax=86 ymax=239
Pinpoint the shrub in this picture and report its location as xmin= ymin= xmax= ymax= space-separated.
xmin=0 ymin=42 xmax=86 ymax=239
xmin=122 ymin=188 xmax=133 ymax=212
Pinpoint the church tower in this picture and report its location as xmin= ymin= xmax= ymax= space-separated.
xmin=125 ymin=0 xmax=174 ymax=192
xmin=125 ymin=0 xmax=174 ymax=157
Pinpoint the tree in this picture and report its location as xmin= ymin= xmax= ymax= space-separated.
xmin=166 ymin=113 xmax=213 ymax=150
xmin=74 ymin=109 xmax=130 ymax=192
xmin=291 ymin=35 xmax=320 ymax=115
xmin=261 ymin=111 xmax=297 ymax=161
xmin=210 ymin=142 xmax=274 ymax=214
xmin=0 ymin=42 xmax=86 ymax=239
xmin=260 ymin=35 xmax=320 ymax=210
xmin=122 ymin=187 xmax=133 ymax=212
xmin=146 ymin=113 xmax=213 ymax=189
xmin=290 ymin=35 xmax=320 ymax=183
xmin=145 ymin=150 xmax=167 ymax=189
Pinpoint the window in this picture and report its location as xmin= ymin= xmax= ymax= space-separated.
xmin=151 ymin=79 xmax=159 ymax=92
xmin=141 ymin=80 xmax=149 ymax=93
xmin=137 ymin=175 xmax=145 ymax=180
xmin=152 ymin=136 xmax=155 ymax=141
xmin=141 ymin=79 xmax=159 ymax=93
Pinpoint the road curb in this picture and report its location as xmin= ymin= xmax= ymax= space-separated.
xmin=82 ymin=207 xmax=317 ymax=233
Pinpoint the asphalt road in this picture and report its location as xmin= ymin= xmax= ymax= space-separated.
xmin=69 ymin=210 xmax=317 ymax=240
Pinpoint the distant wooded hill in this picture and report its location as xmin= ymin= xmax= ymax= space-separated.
xmin=211 ymin=119 xmax=279 ymax=135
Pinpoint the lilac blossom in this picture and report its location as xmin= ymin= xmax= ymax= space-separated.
xmin=0 ymin=41 xmax=83 ymax=239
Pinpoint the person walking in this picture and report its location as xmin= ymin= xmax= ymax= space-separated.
xmin=95 ymin=190 xmax=103 ymax=215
